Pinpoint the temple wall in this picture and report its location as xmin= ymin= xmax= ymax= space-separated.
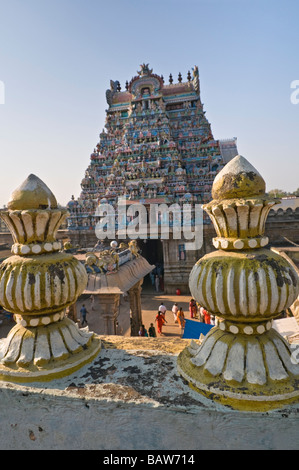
xmin=0 ymin=209 xmax=298 ymax=296
xmin=0 ymin=336 xmax=298 ymax=450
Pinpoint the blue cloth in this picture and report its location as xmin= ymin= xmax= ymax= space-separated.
xmin=182 ymin=319 xmax=214 ymax=339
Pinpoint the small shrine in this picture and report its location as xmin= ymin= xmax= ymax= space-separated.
xmin=81 ymin=240 xmax=154 ymax=336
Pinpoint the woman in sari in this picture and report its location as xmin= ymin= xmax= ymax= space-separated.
xmin=155 ymin=311 xmax=167 ymax=335
xmin=189 ymin=299 xmax=197 ymax=318
xmin=177 ymin=307 xmax=185 ymax=334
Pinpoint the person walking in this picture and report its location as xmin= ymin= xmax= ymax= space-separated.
xmin=172 ymin=302 xmax=178 ymax=323
xmin=149 ymin=271 xmax=155 ymax=287
xmin=189 ymin=299 xmax=197 ymax=319
xmin=177 ymin=307 xmax=185 ymax=334
xmin=80 ymin=304 xmax=88 ymax=326
xmin=155 ymin=275 xmax=160 ymax=292
xmin=158 ymin=302 xmax=167 ymax=318
xmin=202 ymin=308 xmax=211 ymax=324
xmin=155 ymin=311 xmax=167 ymax=335
xmin=198 ymin=305 xmax=205 ymax=322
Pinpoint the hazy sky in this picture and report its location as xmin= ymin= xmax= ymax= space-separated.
xmin=0 ymin=0 xmax=298 ymax=207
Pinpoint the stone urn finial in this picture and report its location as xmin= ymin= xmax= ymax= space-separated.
xmin=0 ymin=175 xmax=101 ymax=382
xmin=178 ymin=155 xmax=299 ymax=411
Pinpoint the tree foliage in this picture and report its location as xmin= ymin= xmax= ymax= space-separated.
xmin=267 ymin=188 xmax=299 ymax=198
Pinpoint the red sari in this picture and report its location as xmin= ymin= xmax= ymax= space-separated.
xmin=155 ymin=313 xmax=165 ymax=334
xmin=203 ymin=309 xmax=211 ymax=324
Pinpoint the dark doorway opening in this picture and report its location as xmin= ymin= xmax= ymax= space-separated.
xmin=138 ymin=239 xmax=164 ymax=292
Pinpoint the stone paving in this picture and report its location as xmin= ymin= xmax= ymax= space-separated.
xmin=138 ymin=291 xmax=193 ymax=337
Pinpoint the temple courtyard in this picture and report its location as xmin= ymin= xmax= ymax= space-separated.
xmin=77 ymin=289 xmax=192 ymax=338
xmin=0 ymin=287 xmax=193 ymax=340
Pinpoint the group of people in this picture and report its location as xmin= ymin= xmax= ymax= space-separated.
xmin=138 ymin=323 xmax=156 ymax=337
xmin=139 ymin=298 xmax=217 ymax=339
xmin=82 ymin=295 xmax=215 ymax=340
xmin=138 ymin=301 xmax=187 ymax=338
xmin=189 ymin=298 xmax=216 ymax=325
xmin=170 ymin=302 xmax=186 ymax=332
xmin=149 ymin=264 xmax=164 ymax=292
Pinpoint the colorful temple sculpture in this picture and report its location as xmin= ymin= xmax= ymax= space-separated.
xmin=0 ymin=175 xmax=101 ymax=382
xmin=178 ymin=155 xmax=299 ymax=411
xmin=67 ymin=64 xmax=238 ymax=293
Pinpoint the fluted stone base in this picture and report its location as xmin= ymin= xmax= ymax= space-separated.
xmin=177 ymin=325 xmax=299 ymax=411
xmin=0 ymin=317 xmax=101 ymax=382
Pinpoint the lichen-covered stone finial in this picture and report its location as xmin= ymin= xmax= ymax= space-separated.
xmin=203 ymin=155 xmax=278 ymax=252
xmin=212 ymin=155 xmax=265 ymax=200
xmin=0 ymin=175 xmax=101 ymax=382
xmin=7 ymin=174 xmax=57 ymax=210
xmin=178 ymin=155 xmax=299 ymax=412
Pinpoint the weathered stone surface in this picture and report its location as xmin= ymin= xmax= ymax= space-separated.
xmin=182 ymin=155 xmax=299 ymax=411
xmin=7 ymin=174 xmax=57 ymax=210
xmin=212 ymin=155 xmax=266 ymax=199
xmin=0 ymin=335 xmax=298 ymax=450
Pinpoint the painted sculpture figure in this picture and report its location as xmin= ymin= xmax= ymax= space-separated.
xmin=178 ymin=155 xmax=299 ymax=411
xmin=0 ymin=174 xmax=101 ymax=382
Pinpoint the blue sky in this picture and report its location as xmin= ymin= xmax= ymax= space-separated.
xmin=0 ymin=0 xmax=298 ymax=207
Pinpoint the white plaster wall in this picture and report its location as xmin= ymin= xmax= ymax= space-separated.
xmin=0 ymin=337 xmax=298 ymax=450
xmin=0 ymin=379 xmax=299 ymax=449
xmin=0 ymin=388 xmax=299 ymax=450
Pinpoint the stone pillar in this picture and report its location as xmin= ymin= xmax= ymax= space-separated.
xmin=129 ymin=280 xmax=143 ymax=336
xmin=93 ymin=293 xmax=120 ymax=335
xmin=0 ymin=175 xmax=101 ymax=382
xmin=178 ymin=156 xmax=299 ymax=411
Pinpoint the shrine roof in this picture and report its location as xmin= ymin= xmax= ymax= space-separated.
xmin=84 ymin=255 xmax=154 ymax=294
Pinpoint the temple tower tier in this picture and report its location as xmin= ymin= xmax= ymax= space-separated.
xmin=66 ymin=65 xmax=239 ymax=294
xmin=177 ymin=155 xmax=299 ymax=411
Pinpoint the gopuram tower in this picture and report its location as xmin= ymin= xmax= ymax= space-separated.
xmin=67 ymin=64 xmax=238 ymax=293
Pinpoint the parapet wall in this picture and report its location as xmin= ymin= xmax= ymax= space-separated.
xmin=0 ymin=335 xmax=298 ymax=450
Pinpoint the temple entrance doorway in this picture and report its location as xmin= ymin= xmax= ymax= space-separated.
xmin=138 ymin=239 xmax=164 ymax=292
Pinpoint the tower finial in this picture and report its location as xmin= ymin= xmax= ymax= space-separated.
xmin=7 ymin=174 xmax=57 ymax=210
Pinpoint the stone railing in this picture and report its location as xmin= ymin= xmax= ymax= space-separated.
xmin=0 ymin=159 xmax=298 ymax=420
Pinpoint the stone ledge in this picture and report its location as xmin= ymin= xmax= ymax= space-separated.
xmin=0 ymin=335 xmax=299 ymax=450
